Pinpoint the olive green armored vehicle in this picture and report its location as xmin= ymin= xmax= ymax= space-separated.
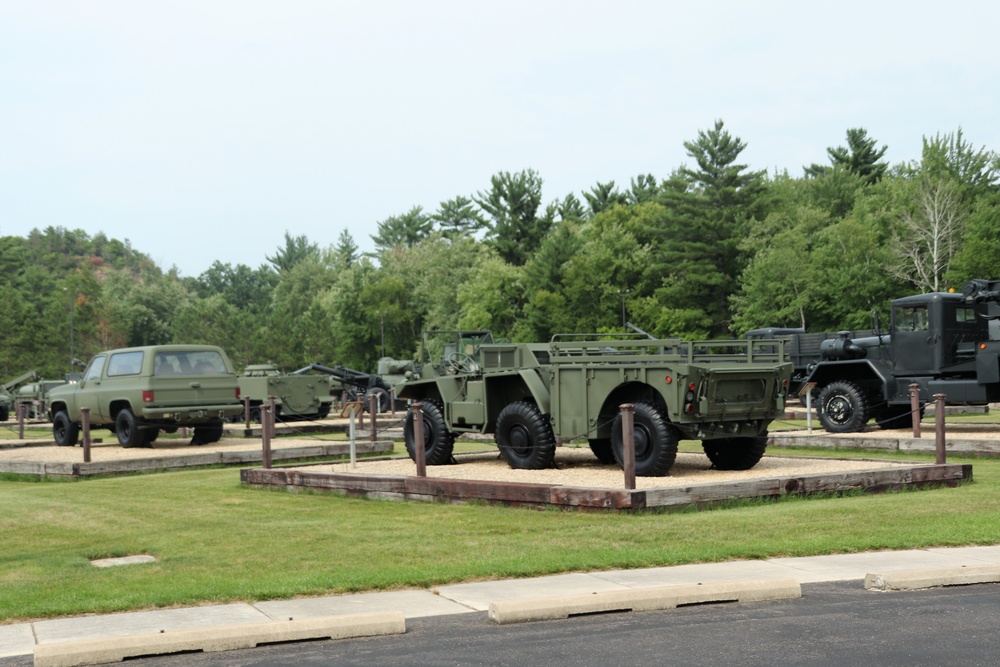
xmin=396 ymin=331 xmax=793 ymax=476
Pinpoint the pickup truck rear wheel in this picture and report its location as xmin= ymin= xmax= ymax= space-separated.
xmin=53 ymin=411 xmax=79 ymax=447
xmin=404 ymin=399 xmax=455 ymax=465
xmin=610 ymin=402 xmax=678 ymax=476
xmin=115 ymin=409 xmax=145 ymax=448
xmin=495 ymin=401 xmax=556 ymax=469
xmin=703 ymin=434 xmax=768 ymax=470
xmin=818 ymin=381 xmax=869 ymax=433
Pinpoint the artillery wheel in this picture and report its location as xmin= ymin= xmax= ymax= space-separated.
xmin=702 ymin=434 xmax=769 ymax=470
xmin=817 ymin=381 xmax=869 ymax=433
xmin=53 ymin=411 xmax=79 ymax=447
xmin=363 ymin=388 xmax=391 ymax=414
xmin=116 ymin=408 xmax=145 ymax=448
xmin=588 ymin=438 xmax=616 ymax=464
xmin=191 ymin=422 xmax=224 ymax=446
xmin=610 ymin=402 xmax=678 ymax=476
xmin=495 ymin=401 xmax=556 ymax=469
xmin=404 ymin=399 xmax=455 ymax=465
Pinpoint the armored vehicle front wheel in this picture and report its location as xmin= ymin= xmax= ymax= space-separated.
xmin=53 ymin=411 xmax=79 ymax=447
xmin=702 ymin=434 xmax=768 ymax=470
xmin=404 ymin=399 xmax=455 ymax=465
xmin=495 ymin=401 xmax=556 ymax=469
xmin=610 ymin=402 xmax=678 ymax=476
xmin=115 ymin=408 xmax=145 ymax=448
xmin=817 ymin=381 xmax=869 ymax=433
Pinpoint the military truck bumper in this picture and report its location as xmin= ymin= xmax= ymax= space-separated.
xmin=141 ymin=405 xmax=243 ymax=422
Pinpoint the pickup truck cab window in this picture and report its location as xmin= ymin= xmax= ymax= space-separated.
xmin=83 ymin=356 xmax=106 ymax=382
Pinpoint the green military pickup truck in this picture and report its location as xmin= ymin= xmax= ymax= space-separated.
xmin=47 ymin=345 xmax=243 ymax=448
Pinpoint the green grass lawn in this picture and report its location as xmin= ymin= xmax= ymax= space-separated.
xmin=3 ymin=436 xmax=1000 ymax=623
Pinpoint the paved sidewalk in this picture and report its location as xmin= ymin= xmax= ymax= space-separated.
xmin=6 ymin=545 xmax=1000 ymax=659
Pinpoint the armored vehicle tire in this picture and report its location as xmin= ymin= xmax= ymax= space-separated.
xmin=115 ymin=408 xmax=146 ymax=448
xmin=403 ymin=399 xmax=455 ymax=465
xmin=495 ymin=401 xmax=556 ymax=470
xmin=53 ymin=411 xmax=79 ymax=447
xmin=588 ymin=438 xmax=616 ymax=464
xmin=610 ymin=402 xmax=678 ymax=477
xmin=702 ymin=434 xmax=768 ymax=470
xmin=192 ymin=422 xmax=224 ymax=445
xmin=817 ymin=381 xmax=869 ymax=433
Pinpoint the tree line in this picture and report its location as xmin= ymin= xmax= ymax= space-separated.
xmin=2 ymin=121 xmax=998 ymax=381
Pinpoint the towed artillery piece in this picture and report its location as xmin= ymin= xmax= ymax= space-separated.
xmin=291 ymin=361 xmax=410 ymax=413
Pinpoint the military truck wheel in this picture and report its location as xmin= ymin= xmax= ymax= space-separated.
xmin=610 ymin=402 xmax=678 ymax=476
xmin=588 ymin=438 xmax=616 ymax=464
xmin=116 ymin=409 xmax=145 ymax=448
xmin=53 ymin=411 xmax=79 ymax=447
xmin=404 ymin=399 xmax=455 ymax=465
xmin=143 ymin=428 xmax=160 ymax=446
xmin=192 ymin=422 xmax=224 ymax=445
xmin=817 ymin=381 xmax=869 ymax=433
xmin=495 ymin=401 xmax=556 ymax=469
xmin=702 ymin=434 xmax=768 ymax=470
xmin=875 ymin=404 xmax=922 ymax=430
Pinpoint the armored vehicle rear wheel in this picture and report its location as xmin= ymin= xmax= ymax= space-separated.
xmin=495 ymin=401 xmax=556 ymax=469
xmin=404 ymin=399 xmax=455 ymax=465
xmin=53 ymin=411 xmax=79 ymax=447
xmin=702 ymin=434 xmax=768 ymax=470
xmin=192 ymin=422 xmax=224 ymax=445
xmin=588 ymin=438 xmax=616 ymax=464
xmin=818 ymin=381 xmax=869 ymax=433
xmin=610 ymin=402 xmax=678 ymax=476
xmin=116 ymin=408 xmax=145 ymax=448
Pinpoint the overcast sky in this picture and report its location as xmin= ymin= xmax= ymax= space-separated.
xmin=2 ymin=1 xmax=998 ymax=278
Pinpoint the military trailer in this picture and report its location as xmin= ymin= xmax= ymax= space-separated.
xmin=395 ymin=331 xmax=793 ymax=476
xmin=237 ymin=364 xmax=334 ymax=422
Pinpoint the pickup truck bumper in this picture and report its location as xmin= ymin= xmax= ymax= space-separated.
xmin=142 ymin=405 xmax=243 ymax=423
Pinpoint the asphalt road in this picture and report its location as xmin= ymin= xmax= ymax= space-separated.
xmin=8 ymin=582 xmax=999 ymax=667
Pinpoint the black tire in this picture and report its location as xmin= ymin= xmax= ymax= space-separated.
xmin=403 ymin=399 xmax=455 ymax=465
xmin=191 ymin=422 xmax=224 ymax=445
xmin=364 ymin=388 xmax=391 ymax=414
xmin=0 ymin=405 xmax=8 ymax=422
xmin=53 ymin=411 xmax=79 ymax=447
xmin=115 ymin=408 xmax=145 ymax=448
xmin=249 ymin=407 xmax=262 ymax=424
xmin=143 ymin=428 xmax=160 ymax=446
xmin=588 ymin=438 xmax=616 ymax=464
xmin=817 ymin=381 xmax=869 ymax=433
xmin=702 ymin=434 xmax=769 ymax=470
xmin=494 ymin=401 xmax=556 ymax=469
xmin=610 ymin=402 xmax=678 ymax=477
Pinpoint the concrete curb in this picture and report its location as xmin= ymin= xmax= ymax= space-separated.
xmin=864 ymin=564 xmax=1000 ymax=591
xmin=486 ymin=578 xmax=802 ymax=625
xmin=33 ymin=611 xmax=405 ymax=667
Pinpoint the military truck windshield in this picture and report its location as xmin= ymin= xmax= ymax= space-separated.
xmin=154 ymin=350 xmax=229 ymax=376
xmin=421 ymin=331 xmax=494 ymax=364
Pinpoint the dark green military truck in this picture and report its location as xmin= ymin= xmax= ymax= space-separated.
xmin=47 ymin=345 xmax=243 ymax=448
xmin=395 ymin=331 xmax=793 ymax=476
